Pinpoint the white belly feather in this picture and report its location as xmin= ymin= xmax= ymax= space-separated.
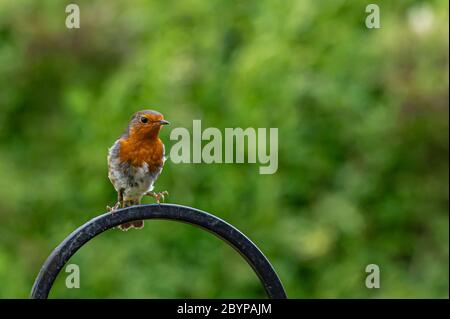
xmin=107 ymin=141 xmax=163 ymax=201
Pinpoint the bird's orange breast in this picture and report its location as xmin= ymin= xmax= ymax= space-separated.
xmin=119 ymin=137 xmax=164 ymax=169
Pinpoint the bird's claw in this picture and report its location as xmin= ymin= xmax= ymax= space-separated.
xmin=106 ymin=202 xmax=121 ymax=213
xmin=146 ymin=191 xmax=169 ymax=204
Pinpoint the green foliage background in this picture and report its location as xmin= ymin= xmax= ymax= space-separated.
xmin=0 ymin=0 xmax=448 ymax=298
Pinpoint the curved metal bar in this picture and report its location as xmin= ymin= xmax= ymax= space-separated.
xmin=30 ymin=204 xmax=287 ymax=299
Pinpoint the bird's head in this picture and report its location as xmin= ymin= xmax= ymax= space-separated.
xmin=126 ymin=110 xmax=169 ymax=140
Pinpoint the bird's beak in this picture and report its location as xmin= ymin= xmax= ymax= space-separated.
xmin=159 ymin=120 xmax=170 ymax=125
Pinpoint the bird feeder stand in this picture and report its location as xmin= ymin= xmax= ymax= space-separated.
xmin=30 ymin=204 xmax=287 ymax=299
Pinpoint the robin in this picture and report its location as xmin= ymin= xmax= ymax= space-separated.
xmin=107 ymin=110 xmax=169 ymax=231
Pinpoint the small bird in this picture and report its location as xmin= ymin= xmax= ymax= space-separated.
xmin=107 ymin=110 xmax=169 ymax=231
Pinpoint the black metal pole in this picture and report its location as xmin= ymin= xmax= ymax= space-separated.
xmin=30 ymin=204 xmax=287 ymax=299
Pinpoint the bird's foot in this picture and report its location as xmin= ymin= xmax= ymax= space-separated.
xmin=106 ymin=202 xmax=123 ymax=230
xmin=145 ymin=191 xmax=169 ymax=204
xmin=106 ymin=201 xmax=121 ymax=213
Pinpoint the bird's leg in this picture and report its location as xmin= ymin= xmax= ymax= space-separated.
xmin=145 ymin=191 xmax=169 ymax=204
xmin=107 ymin=189 xmax=124 ymax=213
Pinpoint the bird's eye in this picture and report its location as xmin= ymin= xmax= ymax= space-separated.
xmin=140 ymin=117 xmax=148 ymax=124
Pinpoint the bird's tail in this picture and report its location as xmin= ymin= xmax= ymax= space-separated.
xmin=117 ymin=199 xmax=144 ymax=231
xmin=118 ymin=220 xmax=144 ymax=231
